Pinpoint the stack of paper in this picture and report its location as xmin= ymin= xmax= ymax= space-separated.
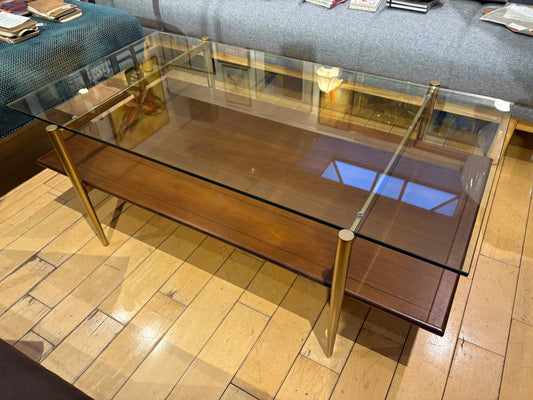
xmin=305 ymin=0 xmax=348 ymax=9
xmin=349 ymin=0 xmax=384 ymax=12
xmin=0 ymin=12 xmax=39 ymax=44
xmin=28 ymin=0 xmax=82 ymax=22
xmin=386 ymin=0 xmax=440 ymax=13
xmin=0 ymin=0 xmax=36 ymax=16
xmin=481 ymin=4 xmax=533 ymax=36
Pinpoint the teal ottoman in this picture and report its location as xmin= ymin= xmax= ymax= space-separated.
xmin=0 ymin=0 xmax=144 ymax=138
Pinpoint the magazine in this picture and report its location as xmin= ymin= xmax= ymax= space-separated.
xmin=0 ymin=0 xmax=36 ymax=15
xmin=481 ymin=4 xmax=533 ymax=36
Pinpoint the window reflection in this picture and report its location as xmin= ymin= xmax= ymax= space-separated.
xmin=322 ymin=160 xmax=458 ymax=217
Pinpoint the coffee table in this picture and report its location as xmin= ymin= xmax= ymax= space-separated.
xmin=9 ymin=32 xmax=511 ymax=356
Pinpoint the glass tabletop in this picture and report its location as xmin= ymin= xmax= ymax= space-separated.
xmin=9 ymin=31 xmax=511 ymax=275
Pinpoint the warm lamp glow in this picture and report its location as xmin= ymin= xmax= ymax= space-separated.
xmin=316 ymin=66 xmax=342 ymax=93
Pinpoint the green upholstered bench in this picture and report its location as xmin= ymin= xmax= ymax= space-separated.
xmin=0 ymin=0 xmax=143 ymax=139
xmin=0 ymin=0 xmax=143 ymax=194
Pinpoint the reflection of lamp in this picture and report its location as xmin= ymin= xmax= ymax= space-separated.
xmin=316 ymin=66 xmax=342 ymax=93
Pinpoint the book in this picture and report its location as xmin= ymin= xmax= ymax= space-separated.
xmin=0 ymin=18 xmax=37 ymax=37
xmin=0 ymin=0 xmax=36 ymax=15
xmin=481 ymin=4 xmax=533 ymax=36
xmin=54 ymin=7 xmax=81 ymax=22
xmin=0 ymin=10 xmax=29 ymax=28
xmin=0 ymin=27 xmax=38 ymax=43
xmin=305 ymin=0 xmax=348 ymax=9
xmin=386 ymin=0 xmax=439 ymax=12
xmin=27 ymin=0 xmax=80 ymax=20
xmin=349 ymin=0 xmax=383 ymax=12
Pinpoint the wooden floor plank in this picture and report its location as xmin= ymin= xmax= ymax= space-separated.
xmin=0 ymin=191 xmax=93 ymax=280
xmin=98 ymin=225 xmax=204 ymax=325
xmin=30 ymin=214 xmax=176 ymax=346
xmin=37 ymin=193 xmax=118 ymax=267
xmin=0 ymin=296 xmax=50 ymax=343
xmin=164 ymin=303 xmax=268 ymax=400
xmin=459 ymin=256 xmax=517 ymax=356
xmin=1 ymin=168 xmax=55 ymax=196
xmin=386 ymin=276 xmax=471 ymax=400
xmin=513 ymin=193 xmax=533 ymax=326
xmin=41 ymin=311 xmax=123 ymax=383
xmin=220 ymin=385 xmax=259 ymax=400
xmin=301 ymin=297 xmax=369 ymax=374
xmin=160 ymin=236 xmax=234 ymax=305
xmin=233 ymin=277 xmax=329 ymax=400
xmin=0 ymin=170 xmax=55 ymax=223
xmin=330 ymin=326 xmax=407 ymax=400
xmin=0 ymin=256 xmax=53 ymax=315
xmin=239 ymin=262 xmax=297 ymax=317
xmin=481 ymin=157 xmax=533 ymax=266
xmin=14 ymin=330 xmax=54 ymax=362
xmin=112 ymin=250 xmax=263 ymax=400
xmin=33 ymin=260 xmax=130 ymax=346
xmin=74 ymin=293 xmax=185 ymax=400
xmin=275 ymin=355 xmax=339 ymax=400
xmin=30 ymin=205 xmax=154 ymax=308
xmin=442 ymin=340 xmax=503 ymax=400
xmin=0 ymin=192 xmax=65 ymax=250
xmin=499 ymin=320 xmax=533 ymax=400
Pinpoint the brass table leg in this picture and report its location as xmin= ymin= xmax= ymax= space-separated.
xmin=201 ymin=36 xmax=216 ymax=88
xmin=45 ymin=125 xmax=108 ymax=246
xmin=417 ymin=80 xmax=441 ymax=141
xmin=326 ymin=229 xmax=354 ymax=357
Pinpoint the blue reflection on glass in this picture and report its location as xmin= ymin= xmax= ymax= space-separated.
xmin=321 ymin=160 xmax=458 ymax=217
xmin=372 ymin=174 xmax=403 ymax=200
xmin=322 ymin=161 xmax=376 ymax=191
xmin=322 ymin=162 xmax=340 ymax=182
xmin=434 ymin=198 xmax=458 ymax=217
xmin=403 ymin=182 xmax=456 ymax=216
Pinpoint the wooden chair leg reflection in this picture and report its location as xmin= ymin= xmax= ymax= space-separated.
xmin=326 ymin=229 xmax=354 ymax=357
xmin=45 ymin=125 xmax=108 ymax=246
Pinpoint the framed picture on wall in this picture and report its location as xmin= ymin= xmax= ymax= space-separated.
xmin=222 ymin=63 xmax=252 ymax=106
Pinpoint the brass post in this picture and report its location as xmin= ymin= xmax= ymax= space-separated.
xmin=417 ymin=80 xmax=441 ymax=141
xmin=201 ymin=36 xmax=216 ymax=88
xmin=326 ymin=229 xmax=355 ymax=357
xmin=45 ymin=125 xmax=108 ymax=246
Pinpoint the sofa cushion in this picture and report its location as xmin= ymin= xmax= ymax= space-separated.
xmin=96 ymin=0 xmax=161 ymax=30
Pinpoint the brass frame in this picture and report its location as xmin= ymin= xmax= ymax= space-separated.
xmin=201 ymin=36 xmax=216 ymax=88
xmin=326 ymin=81 xmax=441 ymax=356
xmin=45 ymin=125 xmax=108 ymax=246
xmin=417 ymin=80 xmax=441 ymax=141
xmin=43 ymin=75 xmax=450 ymax=357
xmin=326 ymin=229 xmax=355 ymax=357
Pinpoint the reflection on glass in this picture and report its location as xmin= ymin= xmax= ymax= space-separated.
xmin=7 ymin=31 xmax=509 ymax=274
xmin=322 ymin=161 xmax=376 ymax=191
xmin=321 ymin=160 xmax=458 ymax=217
xmin=315 ymin=66 xmax=342 ymax=93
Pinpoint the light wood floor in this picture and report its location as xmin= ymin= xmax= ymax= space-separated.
xmin=1 ymin=133 xmax=532 ymax=400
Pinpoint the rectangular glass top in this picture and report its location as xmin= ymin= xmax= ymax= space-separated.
xmin=9 ymin=32 xmax=511 ymax=275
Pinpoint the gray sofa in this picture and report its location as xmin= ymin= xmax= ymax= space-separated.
xmin=94 ymin=0 xmax=533 ymax=124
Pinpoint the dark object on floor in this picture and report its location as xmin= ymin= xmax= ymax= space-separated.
xmin=0 ymin=120 xmax=51 ymax=196
xmin=0 ymin=338 xmax=93 ymax=399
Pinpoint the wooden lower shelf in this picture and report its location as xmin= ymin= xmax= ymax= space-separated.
xmin=38 ymin=135 xmax=459 ymax=335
